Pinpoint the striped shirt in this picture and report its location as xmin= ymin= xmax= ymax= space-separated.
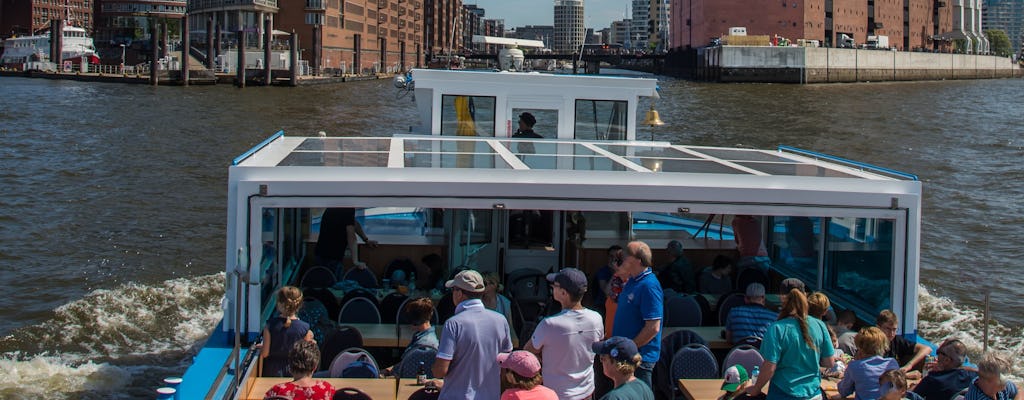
xmin=965 ymin=379 xmax=1017 ymax=400
xmin=725 ymin=304 xmax=778 ymax=340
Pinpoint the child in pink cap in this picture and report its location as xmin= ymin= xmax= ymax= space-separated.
xmin=497 ymin=350 xmax=558 ymax=400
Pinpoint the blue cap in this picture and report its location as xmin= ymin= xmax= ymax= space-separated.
xmin=592 ymin=336 xmax=639 ymax=362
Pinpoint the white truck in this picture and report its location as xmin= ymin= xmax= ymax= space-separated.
xmin=866 ymin=35 xmax=889 ymax=49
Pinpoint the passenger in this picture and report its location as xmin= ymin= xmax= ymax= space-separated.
xmin=731 ymin=215 xmax=771 ymax=273
xmin=263 ymin=340 xmax=335 ymax=400
xmin=593 ymin=336 xmax=655 ymax=400
xmin=912 ymin=339 xmax=977 ymax=400
xmin=724 ymin=283 xmax=778 ymax=344
xmin=876 ymin=310 xmax=932 ymax=376
xmin=513 ymin=112 xmax=542 ymax=138
xmin=825 ymin=326 xmax=848 ymax=378
xmin=744 ymin=288 xmax=835 ymax=400
xmin=834 ymin=309 xmax=859 ymax=356
xmin=432 ymin=269 xmax=514 ymax=400
xmin=833 ymin=327 xmax=899 ymax=400
xmin=964 ymin=351 xmax=1017 ymax=400
xmin=611 ymin=241 xmax=663 ymax=389
xmin=658 ymin=240 xmax=695 ymax=294
xmin=879 ymin=369 xmax=924 ymax=400
xmin=778 ymin=277 xmax=806 ymax=306
xmin=808 ymin=292 xmax=832 ymax=321
xmin=482 ymin=272 xmax=514 ymax=325
xmin=261 ymin=286 xmax=314 ymax=377
xmin=315 ymin=208 xmax=378 ymax=278
xmin=421 ymin=253 xmax=447 ymax=291
xmin=382 ymin=298 xmax=438 ymax=376
xmin=594 ymin=245 xmax=623 ymax=321
xmin=526 ymin=268 xmax=604 ymax=400
xmin=497 ymin=350 xmax=558 ymax=400
xmin=697 ymin=255 xmax=734 ymax=295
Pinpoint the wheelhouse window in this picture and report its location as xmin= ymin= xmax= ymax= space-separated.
xmin=574 ymin=99 xmax=628 ymax=140
xmin=441 ymin=95 xmax=496 ymax=136
xmin=823 ymin=217 xmax=894 ymax=317
xmin=769 ymin=216 xmax=822 ymax=290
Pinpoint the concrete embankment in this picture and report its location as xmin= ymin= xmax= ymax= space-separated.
xmin=691 ymin=46 xmax=1021 ymax=83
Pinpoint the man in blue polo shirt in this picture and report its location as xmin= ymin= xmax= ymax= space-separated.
xmin=612 ymin=240 xmax=663 ymax=389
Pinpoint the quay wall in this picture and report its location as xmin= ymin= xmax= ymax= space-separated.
xmin=699 ymin=46 xmax=1021 ymax=83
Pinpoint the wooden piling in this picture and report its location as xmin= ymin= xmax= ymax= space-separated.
xmin=181 ymin=16 xmax=190 ymax=86
xmin=206 ymin=17 xmax=215 ymax=70
xmin=263 ymin=18 xmax=272 ymax=86
xmin=151 ymin=23 xmax=159 ymax=86
xmin=289 ymin=31 xmax=298 ymax=87
xmin=50 ymin=20 xmax=63 ymax=69
xmin=236 ymin=30 xmax=246 ymax=88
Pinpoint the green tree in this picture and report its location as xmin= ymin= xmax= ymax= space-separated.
xmin=985 ymin=29 xmax=1012 ymax=57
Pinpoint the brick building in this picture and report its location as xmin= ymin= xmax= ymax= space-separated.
xmin=276 ymin=0 xmax=423 ymax=74
xmin=1 ymin=0 xmax=93 ymax=37
xmin=424 ymin=0 xmax=459 ymax=59
xmin=671 ymin=0 xmax=953 ymax=50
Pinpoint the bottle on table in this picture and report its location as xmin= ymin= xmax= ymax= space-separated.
xmin=416 ymin=361 xmax=427 ymax=385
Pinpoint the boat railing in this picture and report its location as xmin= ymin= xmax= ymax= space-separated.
xmin=778 ymin=145 xmax=919 ymax=180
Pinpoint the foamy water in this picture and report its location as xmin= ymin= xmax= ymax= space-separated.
xmin=0 ymin=274 xmax=224 ymax=399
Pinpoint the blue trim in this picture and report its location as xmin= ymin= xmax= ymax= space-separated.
xmin=178 ymin=320 xmax=250 ymax=400
xmin=232 ymin=130 xmax=284 ymax=166
xmin=777 ymin=145 xmax=919 ymax=181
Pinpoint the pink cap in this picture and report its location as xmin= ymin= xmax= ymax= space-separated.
xmin=497 ymin=351 xmax=541 ymax=378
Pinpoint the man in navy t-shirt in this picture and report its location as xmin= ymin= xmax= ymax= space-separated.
xmin=912 ymin=339 xmax=977 ymax=400
xmin=612 ymin=240 xmax=663 ymax=390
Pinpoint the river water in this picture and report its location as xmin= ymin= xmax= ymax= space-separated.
xmin=0 ymin=75 xmax=1021 ymax=399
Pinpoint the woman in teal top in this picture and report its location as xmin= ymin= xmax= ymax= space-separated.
xmin=745 ymin=288 xmax=836 ymax=400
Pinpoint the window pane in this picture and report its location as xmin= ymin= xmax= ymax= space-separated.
xmin=575 ymin=99 xmax=628 ymax=140
xmin=824 ymin=218 xmax=894 ymax=315
xmin=512 ymin=108 xmax=558 ymax=138
xmin=441 ymin=95 xmax=496 ymax=136
xmin=770 ymin=216 xmax=821 ymax=289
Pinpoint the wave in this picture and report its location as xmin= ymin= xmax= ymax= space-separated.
xmin=0 ymin=273 xmax=224 ymax=399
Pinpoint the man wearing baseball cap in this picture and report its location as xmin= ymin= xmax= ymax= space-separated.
xmin=433 ymin=269 xmax=513 ymax=399
xmin=592 ymin=336 xmax=654 ymax=400
xmin=526 ymin=268 xmax=604 ymax=400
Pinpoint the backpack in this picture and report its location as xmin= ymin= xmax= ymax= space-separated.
xmin=341 ymin=358 xmax=379 ymax=378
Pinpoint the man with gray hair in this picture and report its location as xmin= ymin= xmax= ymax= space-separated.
xmin=724 ymin=283 xmax=778 ymax=344
xmin=911 ymin=339 xmax=977 ymax=400
xmin=658 ymin=240 xmax=695 ymax=294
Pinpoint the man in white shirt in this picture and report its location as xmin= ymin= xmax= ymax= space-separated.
xmin=526 ymin=268 xmax=605 ymax=400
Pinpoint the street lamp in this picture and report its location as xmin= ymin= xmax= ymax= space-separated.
xmin=119 ymin=43 xmax=126 ymax=73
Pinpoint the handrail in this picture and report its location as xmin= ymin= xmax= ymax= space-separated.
xmin=233 ymin=130 xmax=284 ymax=165
xmin=777 ymin=145 xmax=919 ymax=181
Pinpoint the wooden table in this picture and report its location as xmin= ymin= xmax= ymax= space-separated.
xmin=243 ymin=377 xmax=398 ymax=400
xmin=662 ymin=326 xmax=730 ymax=350
xmin=677 ymin=378 xmax=850 ymax=400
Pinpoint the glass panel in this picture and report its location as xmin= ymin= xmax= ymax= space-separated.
xmin=449 ymin=209 xmax=496 ymax=271
xmin=502 ymin=142 xmax=599 ymax=157
xmin=441 ymin=95 xmax=496 ymax=137
xmin=575 ymin=99 xmax=628 ymax=140
xmin=508 ymin=210 xmax=554 ymax=248
xmin=688 ymin=148 xmax=796 ymax=163
xmin=769 ymin=216 xmax=822 ymax=289
xmin=404 ymin=139 xmax=494 ymax=153
xmin=578 ymin=211 xmax=630 ymax=241
xmin=295 ymin=137 xmax=391 ymax=152
xmin=278 ymin=152 xmax=389 ymax=167
xmin=359 ymin=207 xmax=430 ymax=236
xmin=823 ymin=217 xmax=894 ymax=314
xmin=599 ymin=145 xmax=693 ymax=159
xmin=516 ymin=155 xmax=629 ymax=171
xmin=405 ymin=153 xmax=506 ymax=169
xmin=737 ymin=162 xmax=860 ymax=178
xmin=637 ymin=158 xmax=749 ymax=174
xmin=511 ymin=108 xmax=558 ymax=138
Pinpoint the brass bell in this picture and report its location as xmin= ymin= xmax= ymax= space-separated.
xmin=643 ymin=104 xmax=665 ymax=127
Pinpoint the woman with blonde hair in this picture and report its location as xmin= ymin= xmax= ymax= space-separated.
xmin=833 ymin=327 xmax=899 ymax=399
xmin=745 ymin=288 xmax=835 ymax=400
xmin=808 ymin=292 xmax=831 ymax=321
xmin=261 ymin=286 xmax=314 ymax=377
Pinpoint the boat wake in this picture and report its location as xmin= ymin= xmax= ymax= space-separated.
xmin=0 ymin=273 xmax=224 ymax=399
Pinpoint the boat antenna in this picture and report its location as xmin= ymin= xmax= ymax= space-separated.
xmin=983 ymin=289 xmax=991 ymax=353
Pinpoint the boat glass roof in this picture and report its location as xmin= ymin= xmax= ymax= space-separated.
xmin=260 ymin=136 xmax=892 ymax=180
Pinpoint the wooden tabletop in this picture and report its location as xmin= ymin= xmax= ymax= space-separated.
xmin=662 ymin=326 xmax=730 ymax=349
xmin=243 ymin=377 xmax=397 ymax=400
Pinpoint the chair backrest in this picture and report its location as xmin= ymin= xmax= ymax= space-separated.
xmin=670 ymin=343 xmax=719 ymax=380
xmin=735 ymin=268 xmax=769 ymax=293
xmin=320 ymin=326 xmax=364 ymax=370
xmin=343 ymin=267 xmax=379 ymax=289
xmin=339 ymin=288 xmax=381 ymax=312
xmin=339 ymin=297 xmax=382 ymax=324
xmin=301 ymin=266 xmax=337 ymax=289
xmin=721 ymin=344 xmax=765 ymax=376
xmin=505 ymin=268 xmax=550 ymax=303
xmin=304 ymin=288 xmax=342 ymax=322
xmin=717 ymin=292 xmax=747 ymax=325
xmin=407 ymin=386 xmax=441 ymax=400
xmin=733 ymin=335 xmax=762 ymax=349
xmin=692 ymin=293 xmax=714 ymax=326
xmin=328 ymin=347 xmax=379 ymax=378
xmin=380 ymin=292 xmax=409 ymax=324
xmin=396 ymin=346 xmax=439 ymax=378
xmin=333 ymin=387 xmax=373 ymax=400
xmin=664 ymin=295 xmax=703 ymax=327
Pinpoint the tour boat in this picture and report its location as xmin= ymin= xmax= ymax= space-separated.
xmin=0 ymin=24 xmax=97 ymax=69
xmin=175 ymin=66 xmax=925 ymax=399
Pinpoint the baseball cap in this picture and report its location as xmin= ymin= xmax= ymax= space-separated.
xmin=721 ymin=365 xmax=750 ymax=392
xmin=667 ymin=240 xmax=684 ymax=253
xmin=547 ymin=268 xmax=587 ymax=297
xmin=497 ymin=350 xmax=542 ymax=378
xmin=780 ymin=278 xmax=806 ymax=294
xmin=745 ymin=282 xmax=766 ymax=297
xmin=518 ymin=112 xmax=536 ymax=127
xmin=445 ymin=270 xmax=485 ymax=293
xmin=592 ymin=336 xmax=639 ymax=362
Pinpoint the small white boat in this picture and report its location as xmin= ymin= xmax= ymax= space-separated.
xmin=175 ymin=66 xmax=925 ymax=399
xmin=1 ymin=24 xmax=96 ymax=69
